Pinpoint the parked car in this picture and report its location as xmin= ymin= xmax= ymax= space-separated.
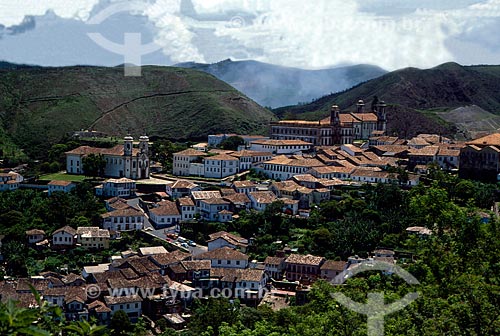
xmin=181 ymin=242 xmax=189 ymax=248
xmin=188 ymin=240 xmax=197 ymax=247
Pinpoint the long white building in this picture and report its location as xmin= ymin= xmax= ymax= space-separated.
xmin=65 ymin=135 xmax=150 ymax=179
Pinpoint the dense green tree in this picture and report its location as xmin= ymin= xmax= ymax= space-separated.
xmin=190 ymin=298 xmax=240 ymax=336
xmin=220 ymin=136 xmax=245 ymax=151
xmin=109 ymin=310 xmax=132 ymax=336
xmin=82 ymin=153 xmax=106 ymax=178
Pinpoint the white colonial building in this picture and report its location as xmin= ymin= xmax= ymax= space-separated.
xmin=47 ymin=180 xmax=76 ymax=196
xmin=204 ymin=154 xmax=239 ymax=179
xmin=65 ymin=135 xmax=150 ymax=179
xmin=101 ymin=207 xmax=145 ymax=231
xmin=0 ymin=172 xmax=23 ymax=191
xmin=52 ymin=226 xmax=77 ymax=249
xmin=95 ymin=178 xmax=136 ymax=198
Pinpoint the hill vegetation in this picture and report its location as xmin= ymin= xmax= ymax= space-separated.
xmin=274 ymin=62 xmax=500 ymax=139
xmin=0 ymin=64 xmax=276 ymax=159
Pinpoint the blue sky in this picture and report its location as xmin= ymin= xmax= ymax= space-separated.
xmin=0 ymin=0 xmax=498 ymax=70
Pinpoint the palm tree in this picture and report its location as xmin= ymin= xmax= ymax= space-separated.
xmin=64 ymin=319 xmax=106 ymax=336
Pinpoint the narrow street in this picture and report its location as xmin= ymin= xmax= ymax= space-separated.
xmin=127 ymin=197 xmax=208 ymax=256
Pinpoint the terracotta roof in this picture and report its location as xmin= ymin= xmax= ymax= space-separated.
xmin=310 ymin=166 xmax=355 ymax=174
xmin=172 ymin=180 xmax=199 ymax=190
xmin=196 ymin=247 xmax=249 ymax=261
xmin=408 ymin=138 xmax=431 ymax=146
xmin=149 ymin=251 xmax=191 ymax=266
xmin=351 ymin=169 xmax=395 ymax=179
xmin=104 ymin=295 xmax=142 ymax=305
xmin=249 ymin=191 xmax=277 ymax=204
xmin=223 ymin=193 xmax=251 ymax=205
xmin=230 ymin=150 xmax=273 ymax=158
xmin=52 ymin=225 xmax=77 ymax=236
xmin=220 ymin=188 xmax=237 ymax=196
xmin=48 ymin=180 xmax=74 ymax=187
xmin=272 ymin=180 xmax=311 ymax=194
xmin=107 ymin=277 xmax=134 ymax=289
xmin=285 ymin=254 xmax=324 ymax=266
xmin=251 ymin=139 xmax=313 ymax=146
xmin=206 ymin=154 xmax=239 ymax=161
xmin=26 ymin=229 xmax=45 ymax=235
xmin=87 ymin=300 xmax=111 ymax=313
xmin=265 ymin=256 xmax=285 ymax=265
xmin=174 ymin=149 xmax=209 ymax=157
xmin=76 ymin=227 xmax=110 ymax=238
xmin=200 ymin=198 xmax=230 ymax=205
xmin=106 ymin=197 xmax=130 ymax=209
xmin=372 ymin=145 xmax=411 ymax=154
xmin=467 ymin=133 xmax=500 ymax=146
xmin=409 ymin=146 xmax=439 ymax=156
xmin=177 ymin=197 xmax=195 ymax=206
xmin=168 ymin=263 xmax=186 ymax=274
xmin=181 ymin=260 xmax=211 ymax=271
xmin=101 ymin=206 xmax=143 ymax=218
xmin=16 ymin=278 xmax=50 ymax=293
xmin=232 ymin=180 xmax=257 ymax=188
xmin=321 ymin=260 xmax=347 ymax=271
xmin=125 ymin=257 xmax=161 ymax=274
xmin=210 ymin=268 xmax=265 ymax=282
xmin=139 ymin=246 xmax=169 ymax=256
xmin=292 ymin=174 xmax=319 ymax=183
xmin=352 ymin=113 xmax=378 ymax=122
xmin=208 ymin=231 xmax=248 ymax=246
xmin=191 ymin=190 xmax=221 ymax=200
xmin=240 ymin=269 xmax=266 ymax=282
xmin=66 ymin=145 xmax=139 ymax=156
xmin=150 ymin=201 xmax=180 ymax=216
xmin=437 ymin=147 xmax=460 ymax=156
xmin=264 ymin=156 xmax=324 ymax=168
xmin=63 ymin=273 xmax=85 ymax=284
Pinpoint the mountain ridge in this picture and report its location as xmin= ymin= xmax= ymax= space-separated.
xmin=175 ymin=59 xmax=387 ymax=108
xmin=273 ymin=62 xmax=500 ymax=139
xmin=0 ymin=64 xmax=276 ymax=159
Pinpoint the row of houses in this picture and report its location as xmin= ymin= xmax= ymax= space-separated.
xmin=26 ymin=226 xmax=111 ymax=250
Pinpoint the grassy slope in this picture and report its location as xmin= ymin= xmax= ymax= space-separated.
xmin=0 ymin=66 xmax=276 ymax=158
xmin=273 ymin=62 xmax=500 ymax=138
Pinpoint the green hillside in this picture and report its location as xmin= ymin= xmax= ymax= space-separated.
xmin=0 ymin=65 xmax=276 ymax=159
xmin=274 ymin=62 xmax=500 ymax=138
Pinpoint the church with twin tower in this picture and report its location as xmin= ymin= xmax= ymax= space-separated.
xmin=65 ymin=135 xmax=150 ymax=179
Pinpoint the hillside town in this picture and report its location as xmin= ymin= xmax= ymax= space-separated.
xmin=1 ymin=99 xmax=499 ymax=333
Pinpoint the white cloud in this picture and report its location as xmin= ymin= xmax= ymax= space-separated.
xmin=0 ymin=0 xmax=100 ymax=26
xmin=142 ymin=0 xmax=205 ymax=63
xmin=0 ymin=0 xmax=498 ymax=69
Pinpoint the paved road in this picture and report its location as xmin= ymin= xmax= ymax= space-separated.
xmin=127 ymin=197 xmax=208 ymax=256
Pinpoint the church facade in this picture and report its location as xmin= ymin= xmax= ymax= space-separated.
xmin=270 ymin=100 xmax=387 ymax=146
xmin=65 ymin=135 xmax=150 ymax=179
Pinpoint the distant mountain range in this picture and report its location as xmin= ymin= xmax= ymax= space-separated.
xmin=0 ymin=63 xmax=276 ymax=159
xmin=175 ymin=59 xmax=387 ymax=108
xmin=274 ymin=62 xmax=500 ymax=139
